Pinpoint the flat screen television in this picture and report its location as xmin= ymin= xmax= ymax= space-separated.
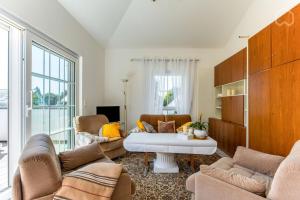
xmin=96 ymin=106 xmax=120 ymax=122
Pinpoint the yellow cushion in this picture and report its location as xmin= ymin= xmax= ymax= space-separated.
xmin=176 ymin=122 xmax=192 ymax=133
xmin=136 ymin=120 xmax=145 ymax=131
xmin=102 ymin=123 xmax=121 ymax=138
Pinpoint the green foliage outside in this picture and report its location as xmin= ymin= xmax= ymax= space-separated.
xmin=163 ymin=90 xmax=174 ymax=107
xmin=32 ymin=86 xmax=68 ymax=106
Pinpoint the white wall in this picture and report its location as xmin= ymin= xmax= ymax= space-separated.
xmin=104 ymin=0 xmax=300 ymax=130
xmin=0 ymin=0 xmax=105 ymax=115
xmin=104 ymin=48 xmax=222 ymax=129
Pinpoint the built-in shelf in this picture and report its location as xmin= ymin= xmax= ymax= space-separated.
xmin=215 ymin=79 xmax=247 ymax=127
xmin=216 ymin=94 xmax=246 ymax=98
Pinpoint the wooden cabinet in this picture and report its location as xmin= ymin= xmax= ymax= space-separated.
xmin=221 ymin=97 xmax=232 ymax=123
xmin=221 ymin=96 xmax=244 ymax=125
xmin=248 ymin=25 xmax=272 ymax=75
xmin=231 ymin=96 xmax=245 ymax=125
xmin=269 ymin=61 xmax=300 ymax=156
xmin=249 ymin=70 xmax=271 ymax=153
xmin=231 ymin=48 xmax=247 ymax=82
xmin=214 ymin=48 xmax=247 ymax=86
xmin=209 ymin=118 xmax=246 ymax=157
xmin=215 ymin=60 xmax=231 ymax=86
xmin=249 ymin=61 xmax=300 ymax=156
xmin=272 ymin=5 xmax=300 ymax=67
xmin=214 ymin=65 xmax=221 ymax=86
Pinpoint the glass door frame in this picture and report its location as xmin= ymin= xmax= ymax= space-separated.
xmin=0 ymin=20 xmax=10 ymax=192
xmin=25 ymin=32 xmax=79 ymax=147
xmin=0 ymin=16 xmax=25 ymax=190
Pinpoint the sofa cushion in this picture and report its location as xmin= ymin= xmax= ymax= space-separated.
xmin=203 ymin=157 xmax=273 ymax=197
xmin=165 ymin=115 xmax=192 ymax=129
xmin=100 ymin=138 xmax=124 ymax=152
xmin=59 ymin=142 xmax=105 ymax=171
xmin=140 ymin=114 xmax=165 ymax=132
xmin=267 ymin=140 xmax=300 ymax=200
xmin=200 ymin=165 xmax=267 ymax=196
xmin=233 ymin=146 xmax=284 ymax=177
xmin=136 ymin=120 xmax=145 ymax=131
xmin=102 ymin=123 xmax=121 ymax=138
xmin=142 ymin=121 xmax=157 ymax=133
xmin=158 ymin=120 xmax=176 ymax=133
xmin=176 ymin=122 xmax=192 ymax=133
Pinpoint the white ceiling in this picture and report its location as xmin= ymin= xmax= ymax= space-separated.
xmin=58 ymin=0 xmax=253 ymax=48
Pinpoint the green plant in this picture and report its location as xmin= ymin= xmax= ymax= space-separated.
xmin=189 ymin=113 xmax=208 ymax=130
xmin=189 ymin=121 xmax=208 ymax=130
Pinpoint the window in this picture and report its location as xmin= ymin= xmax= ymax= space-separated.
xmin=31 ymin=43 xmax=76 ymax=152
xmin=154 ymin=75 xmax=182 ymax=114
xmin=145 ymin=59 xmax=197 ymax=115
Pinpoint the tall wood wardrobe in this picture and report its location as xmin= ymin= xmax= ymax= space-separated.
xmin=210 ymin=4 xmax=300 ymax=157
xmin=248 ymin=4 xmax=300 ymax=156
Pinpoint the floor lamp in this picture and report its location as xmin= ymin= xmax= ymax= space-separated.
xmin=121 ymin=79 xmax=128 ymax=132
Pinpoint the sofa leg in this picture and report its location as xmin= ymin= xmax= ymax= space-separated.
xmin=144 ymin=152 xmax=149 ymax=167
xmin=143 ymin=152 xmax=149 ymax=176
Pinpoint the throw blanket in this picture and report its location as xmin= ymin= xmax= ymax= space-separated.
xmin=54 ymin=163 xmax=123 ymax=200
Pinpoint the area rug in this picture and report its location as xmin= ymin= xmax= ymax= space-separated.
xmin=115 ymin=153 xmax=221 ymax=200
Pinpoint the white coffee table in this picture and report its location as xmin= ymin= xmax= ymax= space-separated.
xmin=124 ymin=133 xmax=217 ymax=173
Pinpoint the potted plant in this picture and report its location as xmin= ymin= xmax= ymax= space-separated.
xmin=189 ymin=114 xmax=208 ymax=139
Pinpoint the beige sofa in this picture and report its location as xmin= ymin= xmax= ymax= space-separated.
xmin=74 ymin=115 xmax=127 ymax=159
xmin=12 ymin=134 xmax=135 ymax=200
xmin=186 ymin=141 xmax=300 ymax=200
xmin=140 ymin=114 xmax=192 ymax=132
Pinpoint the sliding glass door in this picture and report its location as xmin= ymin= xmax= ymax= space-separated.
xmin=0 ymin=23 xmax=9 ymax=192
xmin=28 ymin=42 xmax=77 ymax=152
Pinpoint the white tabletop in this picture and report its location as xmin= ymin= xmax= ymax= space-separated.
xmin=124 ymin=133 xmax=217 ymax=155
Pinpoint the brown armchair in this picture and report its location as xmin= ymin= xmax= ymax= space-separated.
xmin=13 ymin=134 xmax=135 ymax=200
xmin=74 ymin=115 xmax=127 ymax=159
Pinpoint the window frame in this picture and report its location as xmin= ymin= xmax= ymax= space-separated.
xmin=25 ymin=32 xmax=79 ymax=150
xmin=154 ymin=74 xmax=182 ymax=114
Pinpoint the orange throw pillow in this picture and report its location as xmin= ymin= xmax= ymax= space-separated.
xmin=158 ymin=120 xmax=176 ymax=133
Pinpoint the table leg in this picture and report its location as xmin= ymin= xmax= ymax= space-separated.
xmin=154 ymin=153 xmax=179 ymax=173
xmin=190 ymin=154 xmax=195 ymax=172
xmin=143 ymin=152 xmax=149 ymax=176
xmin=144 ymin=152 xmax=149 ymax=166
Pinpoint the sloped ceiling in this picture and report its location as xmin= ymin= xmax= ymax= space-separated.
xmin=58 ymin=0 xmax=253 ymax=48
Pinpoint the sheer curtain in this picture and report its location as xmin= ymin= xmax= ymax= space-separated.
xmin=145 ymin=58 xmax=198 ymax=115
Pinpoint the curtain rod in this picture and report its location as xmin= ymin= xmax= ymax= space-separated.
xmin=130 ymin=58 xmax=200 ymax=62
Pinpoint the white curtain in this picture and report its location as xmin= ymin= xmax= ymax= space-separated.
xmin=145 ymin=58 xmax=198 ymax=115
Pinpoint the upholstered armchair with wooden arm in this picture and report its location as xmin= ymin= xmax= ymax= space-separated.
xmin=74 ymin=115 xmax=127 ymax=159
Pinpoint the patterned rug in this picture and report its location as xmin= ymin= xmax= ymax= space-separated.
xmin=115 ymin=153 xmax=221 ymax=200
